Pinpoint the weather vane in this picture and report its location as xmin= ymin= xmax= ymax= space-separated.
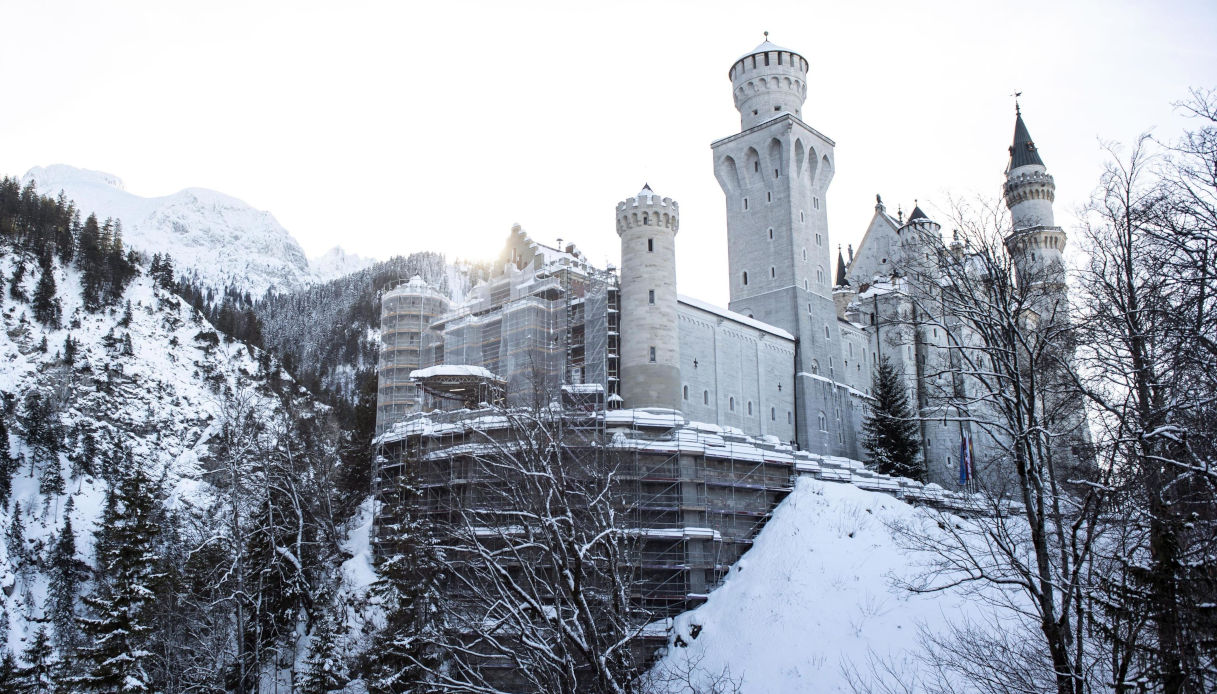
xmin=1012 ymin=90 xmax=1023 ymax=114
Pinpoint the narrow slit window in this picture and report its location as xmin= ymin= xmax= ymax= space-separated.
xmin=647 ymin=238 xmax=653 ymax=252
xmin=649 ymin=346 xmax=656 ymax=362
xmin=648 ymin=289 xmax=655 ymax=304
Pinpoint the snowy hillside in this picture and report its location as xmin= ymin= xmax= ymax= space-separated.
xmin=22 ymin=165 xmax=319 ymax=296
xmin=647 ymin=478 xmax=1021 ymax=693
xmin=0 ymin=242 xmax=357 ymax=686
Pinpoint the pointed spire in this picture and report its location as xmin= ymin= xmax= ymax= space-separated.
xmin=1008 ymin=106 xmax=1045 ymax=170
xmin=908 ymin=202 xmax=929 ymax=222
xmin=835 ymin=245 xmax=849 ymax=287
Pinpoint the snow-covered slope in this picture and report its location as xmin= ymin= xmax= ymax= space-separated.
xmin=647 ymin=477 xmax=1020 ymax=693
xmin=0 ymin=249 xmax=329 ymax=658
xmin=22 ymin=165 xmax=316 ymax=296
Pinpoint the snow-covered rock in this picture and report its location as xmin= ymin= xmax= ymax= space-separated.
xmin=311 ymin=246 xmax=376 ymax=284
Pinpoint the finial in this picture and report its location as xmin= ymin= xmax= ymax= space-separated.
xmin=764 ymin=30 xmax=769 ymax=41
xmin=897 ymin=205 xmax=903 ymax=223
xmin=1012 ymin=90 xmax=1023 ymax=115
xmin=876 ymin=193 xmax=882 ymax=204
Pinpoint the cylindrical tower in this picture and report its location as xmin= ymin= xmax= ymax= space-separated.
xmin=375 ymin=275 xmax=451 ymax=435
xmin=616 ymin=184 xmax=680 ymax=410
xmin=1002 ymin=106 xmax=1066 ymax=289
xmin=729 ymin=35 xmax=809 ymax=130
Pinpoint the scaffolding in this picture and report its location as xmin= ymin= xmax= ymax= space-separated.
xmin=375 ymin=276 xmax=451 ymax=437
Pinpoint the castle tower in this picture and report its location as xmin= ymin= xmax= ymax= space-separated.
xmin=712 ymin=38 xmax=849 ymax=454
xmin=616 ymin=184 xmax=681 ymax=410
xmin=1003 ymin=106 xmax=1066 ymax=291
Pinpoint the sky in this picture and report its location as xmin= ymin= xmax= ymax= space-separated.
xmin=2 ymin=0 xmax=1215 ymax=305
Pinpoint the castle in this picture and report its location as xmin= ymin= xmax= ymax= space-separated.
xmin=374 ymin=37 xmax=1071 ymax=491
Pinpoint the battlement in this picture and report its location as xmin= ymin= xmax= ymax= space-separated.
xmin=1003 ymin=170 xmax=1056 ymax=206
xmin=728 ymin=39 xmax=809 ymax=129
xmin=616 ymin=185 xmax=680 ymax=235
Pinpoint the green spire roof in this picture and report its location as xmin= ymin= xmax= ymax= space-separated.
xmin=835 ymin=247 xmax=848 ymax=287
xmin=1008 ymin=108 xmax=1045 ymax=170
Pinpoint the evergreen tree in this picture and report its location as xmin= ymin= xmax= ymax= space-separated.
xmin=8 ymin=262 xmax=26 ymax=302
xmin=299 ymin=609 xmax=348 ymax=694
xmin=62 ymin=333 xmax=76 ymax=365
xmin=0 ymin=418 xmax=14 ymax=506
xmin=861 ymin=357 xmax=924 ymax=480
xmin=30 ymin=253 xmax=59 ymax=329
xmin=0 ymin=651 xmax=17 ymax=692
xmin=76 ymin=214 xmax=103 ymax=310
xmin=48 ymin=499 xmax=86 ymax=653
xmin=71 ymin=463 xmax=162 ymax=693
xmin=16 ymin=627 xmax=53 ymax=694
xmin=38 ymin=455 xmax=64 ymax=498
xmin=363 ymin=475 xmax=446 ymax=694
xmin=6 ymin=502 xmax=26 ymax=568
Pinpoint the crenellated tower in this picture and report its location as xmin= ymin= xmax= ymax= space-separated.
xmin=712 ymin=37 xmax=850 ymax=455
xmin=616 ymin=184 xmax=681 ymax=410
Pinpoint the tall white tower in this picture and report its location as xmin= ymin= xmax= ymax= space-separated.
xmin=711 ymin=38 xmax=851 ymax=455
xmin=616 ymin=184 xmax=681 ymax=410
xmin=1003 ymin=105 xmax=1066 ymax=292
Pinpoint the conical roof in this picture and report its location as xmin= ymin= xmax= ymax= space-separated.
xmin=835 ymin=248 xmax=849 ymax=287
xmin=1008 ymin=109 xmax=1045 ymax=170
xmin=907 ymin=205 xmax=930 ymax=222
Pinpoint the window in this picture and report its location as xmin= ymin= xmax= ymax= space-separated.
xmin=771 ymin=407 xmax=776 ymax=420
xmin=811 ymin=360 xmax=819 ymax=375
xmin=774 ymin=105 xmax=781 ymax=111
xmin=649 ymin=346 xmax=656 ymax=362
xmin=770 ymin=266 xmax=776 ymax=278
xmin=703 ymin=390 xmax=709 ymax=405
xmin=744 ymin=197 xmax=749 ymax=210
xmin=747 ymin=401 xmax=753 ymax=415
xmin=818 ymin=411 xmax=827 ymax=431
xmin=815 ymin=233 xmax=822 ymax=246
xmin=802 ymin=248 xmax=807 ymax=261
xmin=730 ymin=397 xmax=735 ymax=411
xmin=825 ymin=325 xmax=831 ymax=339
xmin=814 ymin=196 xmax=820 ymax=209
xmin=768 ymin=228 xmax=774 ymax=240
xmin=648 ymin=238 xmax=654 ymax=252
xmin=804 ymin=280 xmax=808 ymax=290
xmin=767 ymin=191 xmax=772 ymax=202
xmin=648 ymin=289 xmax=655 ymax=304
xmin=800 ymin=211 xmax=805 ymax=222
xmin=774 ymin=168 xmax=779 ymax=178
xmin=743 ymin=271 xmax=749 ymax=286
xmin=788 ymin=411 xmax=793 ymax=424
xmin=642 ymin=213 xmax=648 ymax=225
xmin=754 ymin=160 xmax=759 ymax=173
xmin=817 ymin=268 xmax=824 ymax=285
xmin=683 ymin=385 xmax=689 ymax=400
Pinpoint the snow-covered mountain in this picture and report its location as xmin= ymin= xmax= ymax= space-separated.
xmin=310 ymin=246 xmax=377 ymax=284
xmin=20 ymin=165 xmax=374 ymax=296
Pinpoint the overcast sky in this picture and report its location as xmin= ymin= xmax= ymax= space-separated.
xmin=2 ymin=0 xmax=1215 ymax=304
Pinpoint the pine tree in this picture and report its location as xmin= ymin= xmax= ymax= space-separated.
xmin=6 ymin=502 xmax=26 ymax=568
xmin=48 ymin=499 xmax=86 ymax=653
xmin=30 ymin=253 xmax=60 ymax=329
xmin=38 ymin=455 xmax=64 ymax=498
xmin=0 ymin=418 xmax=14 ymax=506
xmin=62 ymin=333 xmax=76 ymax=365
xmin=8 ymin=262 xmax=26 ymax=301
xmin=16 ymin=627 xmax=53 ymax=693
xmin=861 ymin=357 xmax=925 ymax=480
xmin=299 ymin=609 xmax=348 ymax=694
xmin=363 ymin=475 xmax=446 ymax=694
xmin=0 ymin=651 xmax=17 ymax=691
xmin=71 ymin=463 xmax=162 ymax=692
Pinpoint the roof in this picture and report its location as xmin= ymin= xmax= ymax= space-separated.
xmin=409 ymin=365 xmax=504 ymax=382
xmin=835 ymin=248 xmax=848 ymax=287
xmin=1008 ymin=110 xmax=1045 ymax=170
xmin=907 ymin=205 xmax=930 ymax=222
xmin=738 ymin=39 xmax=802 ymax=61
xmin=677 ymin=294 xmax=795 ymax=340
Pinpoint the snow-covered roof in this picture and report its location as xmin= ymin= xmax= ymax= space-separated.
xmin=737 ymin=39 xmax=802 ymax=61
xmin=677 ymin=294 xmax=795 ymax=340
xmin=409 ymin=365 xmax=503 ymax=381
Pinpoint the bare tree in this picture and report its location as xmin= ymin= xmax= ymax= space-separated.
xmin=883 ymin=198 xmax=1108 ymax=694
xmin=380 ymin=400 xmax=649 ymax=694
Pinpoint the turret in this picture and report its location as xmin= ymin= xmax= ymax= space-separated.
xmin=616 ymin=184 xmax=681 ymax=410
xmin=1002 ymin=105 xmax=1066 ymax=289
xmin=728 ymin=33 xmax=810 ymax=130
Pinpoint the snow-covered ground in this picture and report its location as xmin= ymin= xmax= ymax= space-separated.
xmin=648 ymin=477 xmax=1019 ymax=693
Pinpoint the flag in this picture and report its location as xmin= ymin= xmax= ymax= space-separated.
xmin=958 ymin=432 xmax=972 ymax=486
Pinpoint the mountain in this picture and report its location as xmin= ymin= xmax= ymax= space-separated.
xmin=21 ymin=165 xmax=315 ymax=296
xmin=311 ymin=246 xmax=377 ymax=284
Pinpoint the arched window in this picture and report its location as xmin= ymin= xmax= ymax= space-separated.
xmin=743 ymin=271 xmax=749 ymax=285
xmin=703 ymin=390 xmax=709 ymax=405
xmin=787 ymin=411 xmax=793 ymax=424
xmin=771 ymin=407 xmax=776 ymax=421
xmin=818 ymin=411 xmax=827 ymax=431
xmin=811 ymin=359 xmax=819 ymax=375
xmin=747 ymin=401 xmax=753 ymax=415
xmin=729 ymin=397 xmax=735 ymax=411
xmin=682 ymin=385 xmax=689 ymax=400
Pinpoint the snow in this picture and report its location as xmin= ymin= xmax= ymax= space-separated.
xmin=408 ymin=364 xmax=502 ymax=381
xmin=648 ymin=477 xmax=1019 ymax=693
xmin=310 ymin=246 xmax=377 ymax=283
